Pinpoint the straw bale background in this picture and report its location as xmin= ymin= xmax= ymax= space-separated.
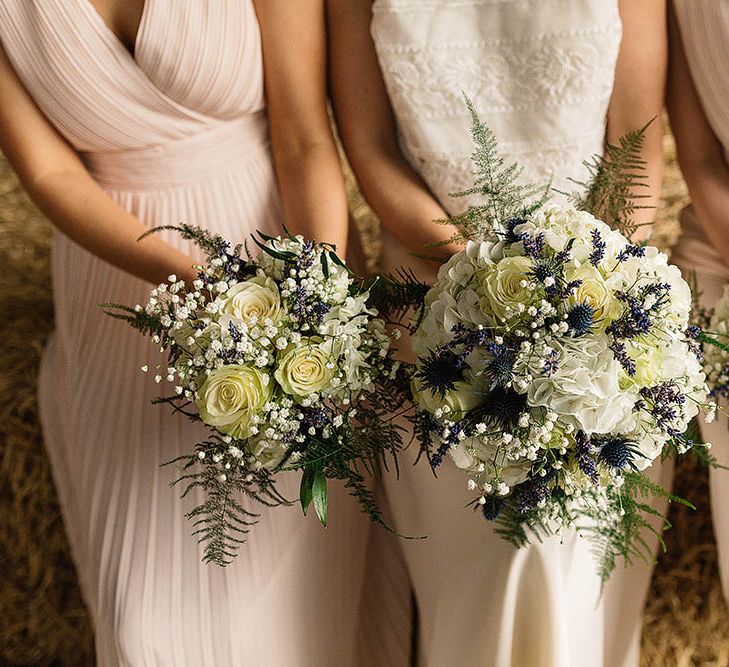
xmin=0 ymin=130 xmax=727 ymax=666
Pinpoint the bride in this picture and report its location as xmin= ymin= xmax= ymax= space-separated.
xmin=328 ymin=1 xmax=667 ymax=665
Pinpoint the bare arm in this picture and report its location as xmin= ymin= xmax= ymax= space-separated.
xmin=608 ymin=0 xmax=668 ymax=241
xmin=327 ymin=0 xmax=458 ymax=258
xmin=0 ymin=43 xmax=197 ymax=286
xmin=254 ymin=0 xmax=349 ymax=254
xmin=666 ymin=3 xmax=729 ymax=266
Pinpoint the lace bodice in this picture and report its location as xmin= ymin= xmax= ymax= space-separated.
xmin=371 ymin=0 xmax=622 ymax=215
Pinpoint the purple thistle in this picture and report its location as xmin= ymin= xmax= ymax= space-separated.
xmin=482 ymin=496 xmax=505 ymax=521
xmin=597 ymin=436 xmax=640 ymax=471
xmin=415 ymin=350 xmax=465 ymax=398
xmin=566 ymin=302 xmax=595 ymax=337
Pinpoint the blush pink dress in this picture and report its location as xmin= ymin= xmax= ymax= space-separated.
xmin=671 ymin=0 xmax=729 ymax=602
xmin=0 ymin=2 xmax=367 ymax=665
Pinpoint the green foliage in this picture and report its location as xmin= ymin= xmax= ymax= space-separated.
xmin=169 ymin=439 xmax=289 ymax=566
xmin=570 ymin=120 xmax=653 ymax=239
xmin=139 ymin=223 xmax=245 ymax=264
xmin=99 ymin=303 xmax=165 ymax=337
xmin=492 ymin=472 xmax=693 ymax=590
xmin=442 ymin=96 xmax=551 ymax=243
xmin=367 ymin=269 xmax=432 ymax=333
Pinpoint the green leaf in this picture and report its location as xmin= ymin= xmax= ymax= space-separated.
xmin=312 ymin=471 xmax=328 ymax=527
xmin=321 ymin=250 xmax=330 ymax=279
xmin=328 ymin=250 xmax=348 ymax=271
xmin=281 ymin=223 xmax=300 ymax=243
xmin=255 ymin=230 xmax=279 ymax=243
xmin=251 ymin=235 xmax=296 ymax=261
xmin=299 ymin=468 xmax=316 ymax=515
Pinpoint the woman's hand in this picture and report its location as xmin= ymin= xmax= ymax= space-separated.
xmin=0 ymin=42 xmax=197 ymax=286
xmin=254 ymin=0 xmax=350 ymax=256
xmin=608 ymin=0 xmax=668 ymax=243
xmin=327 ymin=0 xmax=460 ymax=260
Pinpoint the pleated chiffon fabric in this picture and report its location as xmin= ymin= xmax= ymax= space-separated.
xmin=0 ymin=2 xmax=368 ymax=665
xmin=672 ymin=0 xmax=729 ymax=602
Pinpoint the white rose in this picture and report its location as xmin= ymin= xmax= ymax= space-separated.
xmin=249 ymin=438 xmax=289 ymax=470
xmin=527 ymin=337 xmax=635 ymax=434
xmin=477 ymin=255 xmax=535 ymax=323
xmin=217 ymin=276 xmax=282 ymax=326
xmin=412 ymin=379 xmax=482 ymax=417
xmin=275 ymin=339 xmax=336 ymax=398
xmin=196 ymin=365 xmax=272 ymax=438
xmin=566 ymin=264 xmax=619 ymax=327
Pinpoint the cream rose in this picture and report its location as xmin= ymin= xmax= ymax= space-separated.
xmin=196 ymin=365 xmax=272 ymax=438
xmin=217 ymin=276 xmax=282 ymax=325
xmin=566 ymin=264 xmax=618 ymax=326
xmin=620 ymin=343 xmax=664 ymax=389
xmin=275 ymin=340 xmax=336 ymax=397
xmin=477 ymin=255 xmax=535 ymax=323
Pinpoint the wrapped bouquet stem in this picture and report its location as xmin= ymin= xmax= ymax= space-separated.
xmin=105 ymin=226 xmax=408 ymax=565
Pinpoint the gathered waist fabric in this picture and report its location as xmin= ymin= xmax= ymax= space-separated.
xmin=80 ymin=113 xmax=269 ymax=191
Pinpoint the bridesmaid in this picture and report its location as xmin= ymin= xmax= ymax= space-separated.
xmin=0 ymin=1 xmax=360 ymax=665
xmin=328 ymin=1 xmax=667 ymax=666
xmin=668 ymin=1 xmax=729 ymax=601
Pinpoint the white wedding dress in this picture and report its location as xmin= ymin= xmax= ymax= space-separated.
xmin=358 ymin=2 xmax=665 ymax=665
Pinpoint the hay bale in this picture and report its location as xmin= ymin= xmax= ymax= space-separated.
xmin=0 ymin=159 xmax=94 ymax=666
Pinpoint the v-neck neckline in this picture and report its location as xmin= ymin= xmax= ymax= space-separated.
xmin=79 ymin=0 xmax=152 ymax=63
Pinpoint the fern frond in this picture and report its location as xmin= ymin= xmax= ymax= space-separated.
xmin=367 ymin=269 xmax=431 ymax=332
xmin=446 ymin=96 xmax=551 ymax=242
xmin=167 ymin=443 xmax=289 ymax=566
xmin=570 ymin=120 xmax=654 ymax=238
xmin=99 ymin=303 xmax=165 ymax=336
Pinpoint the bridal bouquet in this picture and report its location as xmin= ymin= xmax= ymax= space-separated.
xmin=402 ymin=100 xmax=716 ymax=582
xmin=106 ymin=226 xmax=404 ymax=564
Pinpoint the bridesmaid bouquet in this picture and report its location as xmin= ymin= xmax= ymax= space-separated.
xmin=703 ymin=285 xmax=729 ymax=402
xmin=105 ymin=226 xmax=405 ymax=565
xmin=400 ymin=99 xmax=718 ymax=583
